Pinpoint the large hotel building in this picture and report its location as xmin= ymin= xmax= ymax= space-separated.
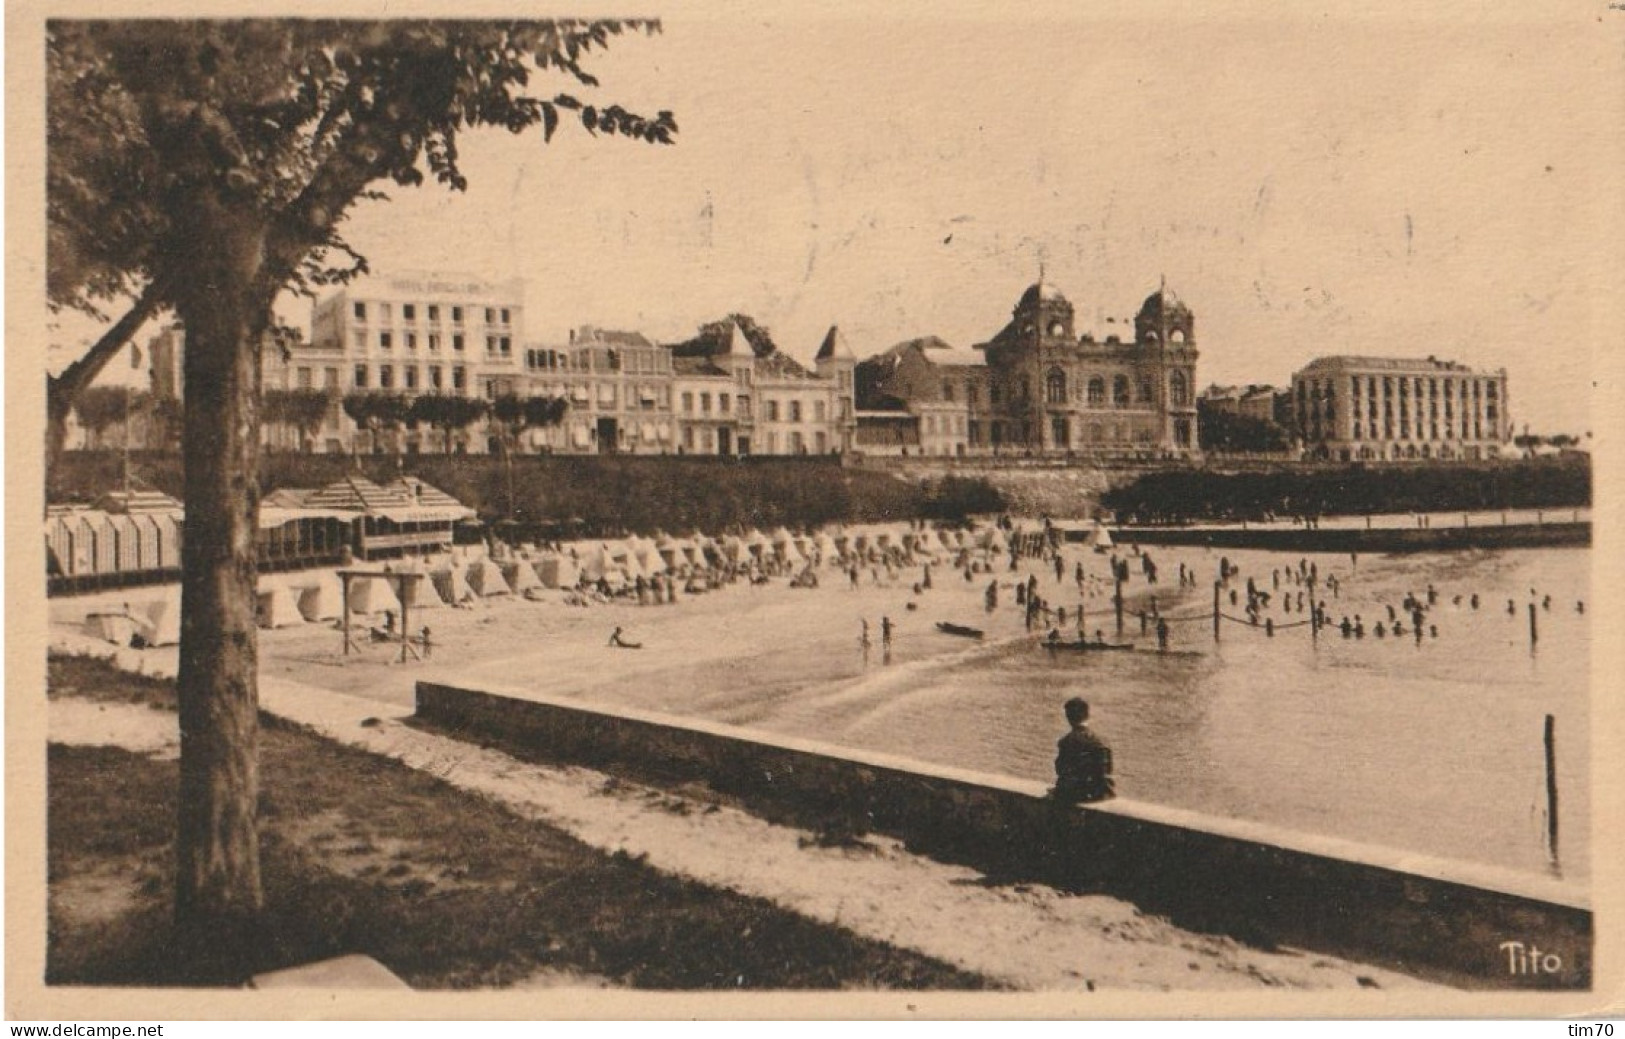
xmin=1289 ymin=355 xmax=1511 ymax=462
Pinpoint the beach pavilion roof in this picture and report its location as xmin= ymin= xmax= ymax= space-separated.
xmin=386 ymin=476 xmax=477 ymax=521
xmin=305 ymin=474 xmax=473 ymax=524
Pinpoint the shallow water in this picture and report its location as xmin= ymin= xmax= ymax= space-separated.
xmin=576 ymin=544 xmax=1591 ymax=884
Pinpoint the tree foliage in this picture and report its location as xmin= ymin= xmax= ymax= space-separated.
xmin=73 ymin=385 xmax=134 ymax=441
xmin=408 ymin=392 xmax=491 ymax=452
xmin=47 ymin=19 xmax=675 ymax=969
xmin=1197 ymin=401 xmax=1291 ymax=454
xmin=45 ymin=19 xmax=676 ymax=451
xmin=263 ymin=388 xmax=332 ymax=445
xmin=48 ymin=19 xmax=675 ymax=318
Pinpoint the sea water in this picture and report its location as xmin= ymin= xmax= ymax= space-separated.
xmin=571 ymin=544 xmax=1590 ymax=884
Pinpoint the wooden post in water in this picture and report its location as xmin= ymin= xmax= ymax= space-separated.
xmin=1529 ymin=602 xmax=1539 ymax=647
xmin=1213 ymin=581 xmax=1221 ymax=642
xmin=399 ymin=575 xmax=412 ymax=665
xmin=1544 ymin=714 xmax=1559 ymax=867
xmin=1114 ymin=572 xmax=1124 ymax=635
xmin=340 ymin=572 xmax=352 ymax=656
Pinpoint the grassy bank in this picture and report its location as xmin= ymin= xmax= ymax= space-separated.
xmin=47 ymin=655 xmax=993 ymax=990
xmin=1101 ymin=456 xmax=1591 ymax=523
xmin=49 ymin=451 xmax=1004 ymax=535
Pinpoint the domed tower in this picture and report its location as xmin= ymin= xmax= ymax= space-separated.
xmin=1134 ymin=284 xmax=1195 ymax=346
xmin=1135 ymin=281 xmax=1200 ymax=455
xmin=984 ymin=277 xmax=1080 ymax=452
xmin=1014 ymin=278 xmax=1076 ymax=344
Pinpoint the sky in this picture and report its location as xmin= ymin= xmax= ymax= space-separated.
xmin=47 ymin=7 xmax=1621 ymax=434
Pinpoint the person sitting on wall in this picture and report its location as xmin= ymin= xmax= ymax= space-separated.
xmin=1052 ymin=697 xmax=1114 ymax=804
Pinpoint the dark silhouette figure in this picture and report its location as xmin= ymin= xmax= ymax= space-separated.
xmin=1052 ymin=698 xmax=1114 ymax=804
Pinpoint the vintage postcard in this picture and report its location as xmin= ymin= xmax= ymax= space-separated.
xmin=7 ymin=0 xmax=1623 ymax=1022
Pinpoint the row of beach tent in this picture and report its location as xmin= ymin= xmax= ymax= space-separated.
xmin=80 ymin=518 xmax=1116 ymax=645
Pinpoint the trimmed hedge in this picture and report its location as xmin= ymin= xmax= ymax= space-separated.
xmin=49 ymin=450 xmax=1004 ymax=536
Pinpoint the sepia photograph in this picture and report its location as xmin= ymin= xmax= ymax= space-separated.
xmin=7 ymin=0 xmax=1621 ymax=1021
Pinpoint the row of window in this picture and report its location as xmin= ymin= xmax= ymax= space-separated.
xmin=1036 ymin=370 xmax=1190 ymax=407
xmin=1306 ymin=399 xmax=1499 ymax=421
xmin=1343 ymin=421 xmax=1489 ymax=442
xmin=1302 ymin=375 xmax=1500 ymax=401
xmin=348 ymin=330 xmax=512 ymax=355
xmin=1303 ymin=402 xmax=1498 ymax=426
xmin=352 ymin=302 xmax=512 ymax=326
xmin=353 ymin=364 xmax=467 ymax=392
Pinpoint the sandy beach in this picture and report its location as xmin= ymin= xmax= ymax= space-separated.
xmin=46 ymin=518 xmax=1590 ymax=990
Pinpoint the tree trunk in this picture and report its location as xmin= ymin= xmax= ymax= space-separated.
xmin=170 ymin=204 xmax=270 ymax=980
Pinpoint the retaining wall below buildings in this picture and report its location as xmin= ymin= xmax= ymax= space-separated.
xmin=415 ymin=681 xmax=1591 ymax=989
xmin=1109 ymin=522 xmax=1589 ymax=553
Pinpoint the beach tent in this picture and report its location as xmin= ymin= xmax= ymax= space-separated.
xmin=741 ymin=529 xmax=768 ymax=559
xmin=134 ymin=596 xmax=182 ymax=647
xmin=256 ymin=580 xmax=306 ymax=629
xmin=534 ymin=554 xmax=581 ymax=589
xmin=293 ymin=571 xmax=343 ymax=622
xmin=347 ymin=575 xmax=402 ymax=616
xmin=654 ymin=536 xmax=681 ymax=569
xmin=771 ymin=529 xmax=805 ymax=566
xmin=503 ymin=558 xmax=541 ymax=595
xmin=630 ymin=537 xmax=667 ymax=575
xmin=83 ymin=611 xmax=137 ymax=646
xmin=465 ymin=560 xmax=512 ymax=597
xmin=614 ymin=542 xmax=648 ymax=580
xmin=1089 ymin=523 xmax=1115 ymax=552
xmin=431 ymin=565 xmax=476 ymax=605
xmin=811 ymin=533 xmax=839 ymax=562
xmin=399 ymin=568 xmax=448 ymax=608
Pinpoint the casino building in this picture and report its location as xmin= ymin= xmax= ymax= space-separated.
xmin=855 ymin=279 xmax=1201 ymax=458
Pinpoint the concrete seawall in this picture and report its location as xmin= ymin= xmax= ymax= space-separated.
xmin=1107 ymin=521 xmax=1589 ymax=553
xmin=415 ymin=681 xmax=1591 ymax=989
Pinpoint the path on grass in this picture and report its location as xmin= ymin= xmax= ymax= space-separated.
xmin=47 ymin=642 xmax=1430 ymax=993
